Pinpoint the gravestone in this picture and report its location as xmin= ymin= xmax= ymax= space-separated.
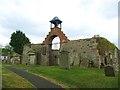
xmin=59 ymin=51 xmax=70 ymax=69
xmin=104 ymin=66 xmax=115 ymax=77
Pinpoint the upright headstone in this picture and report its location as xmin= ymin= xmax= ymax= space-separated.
xmin=104 ymin=66 xmax=115 ymax=77
xmin=59 ymin=51 xmax=70 ymax=69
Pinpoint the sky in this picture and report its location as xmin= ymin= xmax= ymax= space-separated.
xmin=0 ymin=0 xmax=119 ymax=49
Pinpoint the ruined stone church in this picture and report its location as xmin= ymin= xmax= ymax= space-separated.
xmin=22 ymin=17 xmax=119 ymax=71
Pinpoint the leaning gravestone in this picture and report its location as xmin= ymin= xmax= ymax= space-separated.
xmin=104 ymin=65 xmax=115 ymax=77
xmin=59 ymin=51 xmax=70 ymax=69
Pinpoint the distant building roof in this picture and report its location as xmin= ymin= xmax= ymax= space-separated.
xmin=2 ymin=53 xmax=8 ymax=56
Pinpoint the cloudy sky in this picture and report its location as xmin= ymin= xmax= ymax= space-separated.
xmin=0 ymin=0 xmax=119 ymax=48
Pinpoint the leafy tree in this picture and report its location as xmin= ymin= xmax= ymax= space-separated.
xmin=9 ymin=30 xmax=30 ymax=55
xmin=2 ymin=45 xmax=14 ymax=58
xmin=2 ymin=45 xmax=13 ymax=53
xmin=0 ymin=45 xmax=2 ymax=55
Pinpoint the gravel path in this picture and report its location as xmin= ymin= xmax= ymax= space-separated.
xmin=5 ymin=66 xmax=64 ymax=89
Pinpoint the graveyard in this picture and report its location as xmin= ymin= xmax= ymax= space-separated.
xmin=15 ymin=17 xmax=120 ymax=70
xmin=1 ymin=17 xmax=119 ymax=88
xmin=2 ymin=64 xmax=119 ymax=88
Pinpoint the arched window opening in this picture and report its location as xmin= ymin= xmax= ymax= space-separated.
xmin=52 ymin=37 xmax=60 ymax=50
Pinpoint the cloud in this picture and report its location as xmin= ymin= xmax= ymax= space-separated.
xmin=0 ymin=0 xmax=119 ymax=48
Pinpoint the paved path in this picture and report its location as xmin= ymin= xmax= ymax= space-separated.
xmin=5 ymin=66 xmax=64 ymax=89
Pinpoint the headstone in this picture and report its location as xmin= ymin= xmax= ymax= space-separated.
xmin=104 ymin=66 xmax=115 ymax=77
xmin=59 ymin=51 xmax=70 ymax=69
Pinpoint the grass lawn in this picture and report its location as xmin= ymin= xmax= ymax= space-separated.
xmin=12 ymin=64 xmax=119 ymax=88
xmin=2 ymin=64 xmax=35 ymax=88
xmin=0 ymin=64 xmax=2 ymax=89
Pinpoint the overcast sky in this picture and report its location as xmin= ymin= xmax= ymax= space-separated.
xmin=0 ymin=0 xmax=119 ymax=48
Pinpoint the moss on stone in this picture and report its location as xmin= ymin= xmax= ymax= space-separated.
xmin=98 ymin=37 xmax=116 ymax=55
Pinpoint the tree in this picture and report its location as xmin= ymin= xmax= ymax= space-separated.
xmin=9 ymin=30 xmax=30 ymax=55
xmin=2 ymin=45 xmax=13 ymax=53
xmin=2 ymin=45 xmax=14 ymax=58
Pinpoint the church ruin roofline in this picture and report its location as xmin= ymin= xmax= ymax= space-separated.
xmin=68 ymin=36 xmax=97 ymax=42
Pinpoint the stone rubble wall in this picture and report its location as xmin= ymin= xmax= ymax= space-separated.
xmin=60 ymin=37 xmax=99 ymax=68
xmin=22 ymin=44 xmax=43 ymax=65
xmin=22 ymin=36 xmax=119 ymax=70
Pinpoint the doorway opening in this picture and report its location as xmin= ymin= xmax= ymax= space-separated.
xmin=50 ymin=37 xmax=60 ymax=65
xmin=52 ymin=37 xmax=60 ymax=50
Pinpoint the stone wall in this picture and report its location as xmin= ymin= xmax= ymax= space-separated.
xmin=22 ymin=43 xmax=42 ymax=65
xmin=38 ymin=45 xmax=49 ymax=65
xmin=22 ymin=35 xmax=119 ymax=70
xmin=22 ymin=42 xmax=68 ymax=67
xmin=60 ymin=37 xmax=99 ymax=68
xmin=22 ymin=36 xmax=100 ymax=68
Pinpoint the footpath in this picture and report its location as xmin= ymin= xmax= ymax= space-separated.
xmin=5 ymin=66 xmax=64 ymax=89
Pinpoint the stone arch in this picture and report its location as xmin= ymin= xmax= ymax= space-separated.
xmin=42 ymin=27 xmax=69 ymax=65
xmin=43 ymin=27 xmax=69 ymax=45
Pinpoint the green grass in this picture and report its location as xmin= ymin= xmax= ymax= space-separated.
xmin=0 ymin=64 xmax=2 ymax=89
xmin=12 ymin=64 xmax=119 ymax=88
xmin=2 ymin=64 xmax=35 ymax=88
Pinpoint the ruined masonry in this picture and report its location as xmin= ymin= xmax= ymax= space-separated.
xmin=22 ymin=17 xmax=119 ymax=71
